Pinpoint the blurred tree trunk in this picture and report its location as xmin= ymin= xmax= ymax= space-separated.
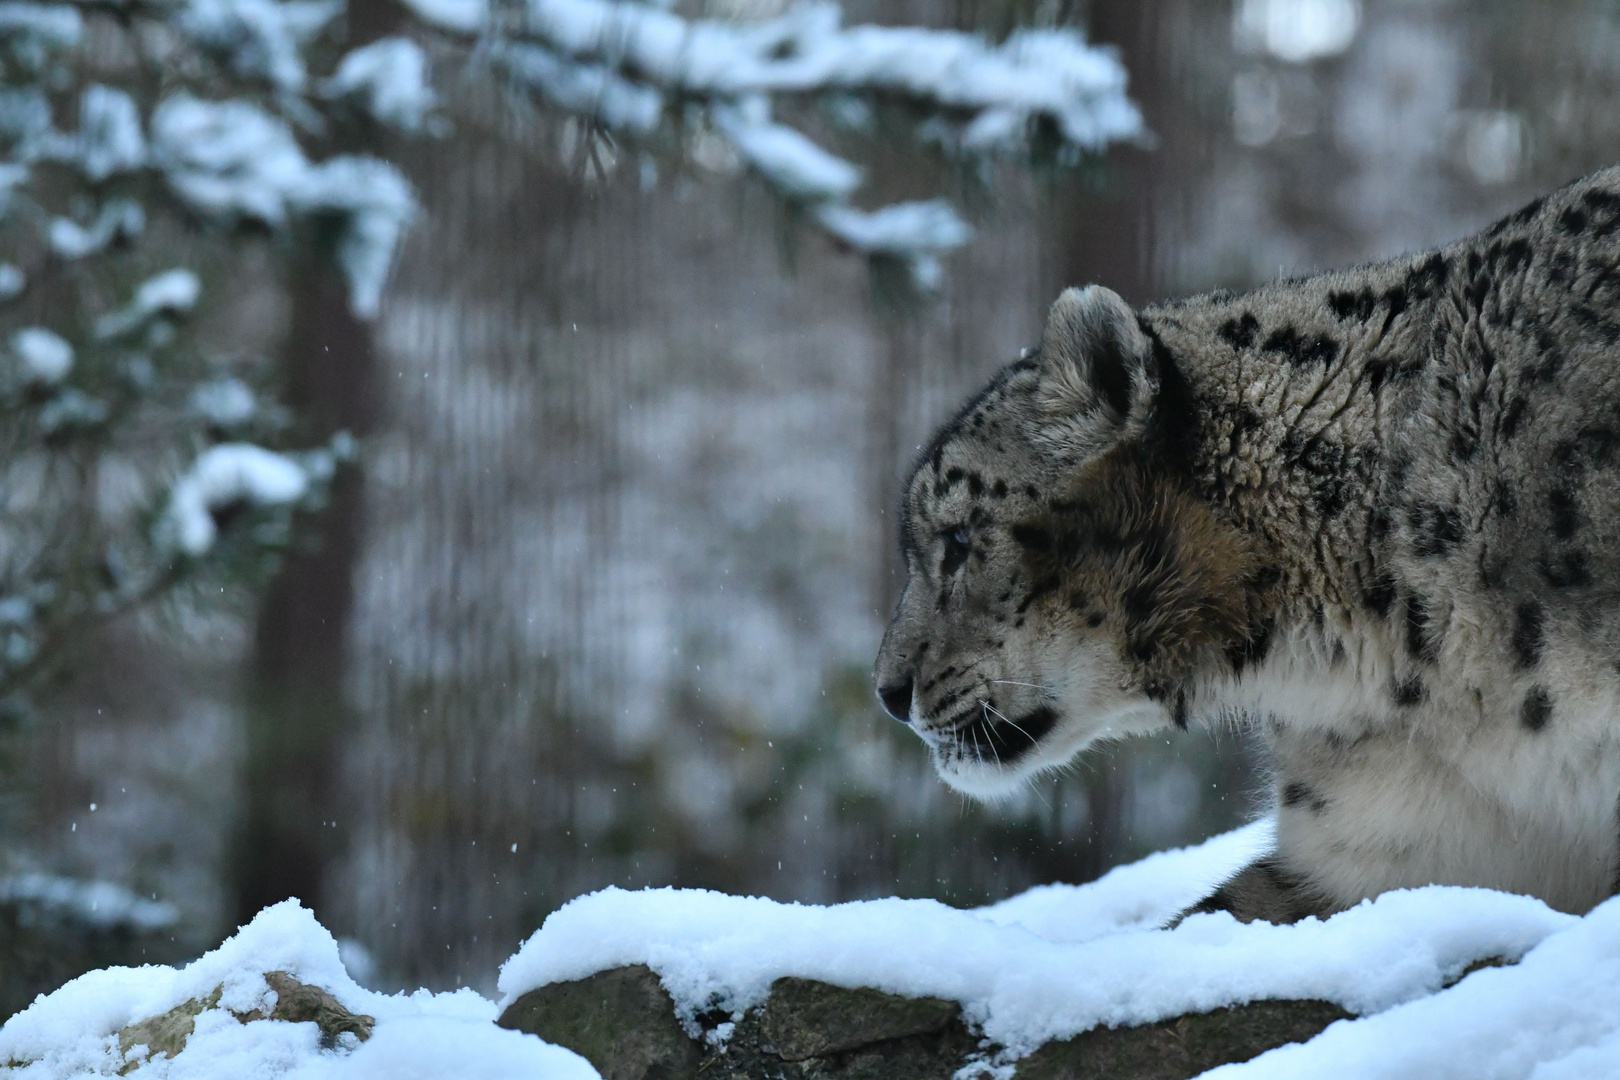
xmin=232 ymin=256 xmax=374 ymax=926
xmin=231 ymin=0 xmax=396 ymax=929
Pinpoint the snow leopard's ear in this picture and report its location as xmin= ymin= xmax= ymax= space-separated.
xmin=1032 ymin=285 xmax=1156 ymax=444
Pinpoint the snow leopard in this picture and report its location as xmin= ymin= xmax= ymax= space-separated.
xmin=873 ymin=165 xmax=1620 ymax=922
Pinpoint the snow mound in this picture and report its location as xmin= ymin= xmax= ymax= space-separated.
xmin=0 ymin=899 xmax=599 ymax=1079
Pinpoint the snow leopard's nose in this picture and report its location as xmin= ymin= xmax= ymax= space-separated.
xmin=877 ymin=677 xmax=913 ymax=722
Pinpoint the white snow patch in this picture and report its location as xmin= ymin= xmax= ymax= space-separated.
xmin=0 ymin=263 xmax=21 ymax=299
xmin=814 ymin=198 xmax=972 ymax=288
xmin=519 ymin=0 xmax=1142 ymax=152
xmin=499 ymin=824 xmax=1574 ymax=1058
xmin=150 ymin=94 xmax=310 ymax=224
xmin=0 ymin=2 xmax=82 ymax=55
xmin=0 ymin=162 xmax=26 ymax=217
xmin=976 ymin=818 xmax=1275 ymax=943
xmin=714 ymin=98 xmax=861 ymax=201
xmin=11 ymin=325 xmax=72 ymax=383
xmin=164 ymin=443 xmax=310 ymax=556
xmin=486 ymin=43 xmax=664 ymax=133
xmin=0 ymin=900 xmax=600 ymax=1080
xmin=398 ymin=0 xmax=486 ymax=33
xmin=150 ymin=95 xmax=414 ymax=317
xmin=190 ymin=377 xmax=257 ymax=425
xmin=296 ymin=155 xmax=415 ymax=318
xmin=814 ymin=198 xmax=972 ymax=255
xmin=0 ymin=873 xmax=179 ymax=931
xmin=1234 ymin=0 xmax=1360 ymax=64
xmin=1204 ymin=893 xmax=1620 ymax=1079
xmin=483 ymin=0 xmax=1138 ymax=286
xmin=75 ymin=84 xmax=145 ymax=180
xmin=48 ymin=197 xmax=143 ymax=259
xmin=96 ymin=267 xmax=201 ymax=338
xmin=324 ymin=38 xmax=436 ymax=133
xmin=177 ymin=0 xmax=340 ymax=96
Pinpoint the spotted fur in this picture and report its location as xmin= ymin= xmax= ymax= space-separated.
xmin=874 ymin=166 xmax=1620 ymax=920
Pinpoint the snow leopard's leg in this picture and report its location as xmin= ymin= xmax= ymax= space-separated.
xmin=1168 ymin=857 xmax=1331 ymax=926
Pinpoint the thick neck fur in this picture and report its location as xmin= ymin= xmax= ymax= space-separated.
xmin=1133 ymin=243 xmax=1475 ymax=726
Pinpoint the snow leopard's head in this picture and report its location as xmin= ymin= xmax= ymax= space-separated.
xmin=872 ymin=286 xmax=1259 ymax=798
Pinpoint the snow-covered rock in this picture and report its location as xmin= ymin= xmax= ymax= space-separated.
xmin=14 ymin=825 xmax=1616 ymax=1077
xmin=497 ymin=822 xmax=1574 ymax=1060
xmin=0 ymin=900 xmax=599 ymax=1079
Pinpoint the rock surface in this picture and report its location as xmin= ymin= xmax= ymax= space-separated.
xmin=496 ymin=965 xmax=701 ymax=1080
xmin=496 ymin=965 xmax=1351 ymax=1080
xmin=114 ymin=971 xmax=375 ymax=1072
xmin=1014 ymin=999 xmax=1351 ymax=1080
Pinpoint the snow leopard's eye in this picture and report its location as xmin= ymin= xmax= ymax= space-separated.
xmin=941 ymin=525 xmax=971 ymax=577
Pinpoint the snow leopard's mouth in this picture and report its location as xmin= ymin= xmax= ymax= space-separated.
xmin=931 ymin=703 xmax=1061 ymax=765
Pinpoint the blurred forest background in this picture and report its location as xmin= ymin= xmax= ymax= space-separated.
xmin=6 ymin=0 xmax=1620 ymax=1009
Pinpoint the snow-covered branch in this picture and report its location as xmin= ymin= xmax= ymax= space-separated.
xmin=471 ymin=0 xmax=1144 ymax=285
xmin=0 ymin=0 xmax=1140 ymax=696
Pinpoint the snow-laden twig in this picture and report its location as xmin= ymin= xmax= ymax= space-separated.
xmin=162 ymin=443 xmax=311 ymax=556
xmin=323 ymin=37 xmax=438 ymax=132
xmin=95 ymin=268 xmax=201 ymax=338
xmin=10 ymin=327 xmax=72 ymax=384
xmin=150 ymin=95 xmax=415 ymax=314
xmin=176 ymin=0 xmax=342 ymax=97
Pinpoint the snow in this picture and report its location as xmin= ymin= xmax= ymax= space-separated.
xmin=0 ymin=262 xmax=24 ymax=299
xmin=48 ymin=198 xmax=144 ymax=259
xmin=0 ymin=2 xmax=82 ymax=66
xmin=814 ymin=199 xmax=973 ymax=288
xmin=1204 ymin=894 xmax=1620 ymax=1079
xmin=0 ymin=872 xmax=179 ymax=932
xmin=0 ymin=900 xmax=600 ymax=1080
xmin=0 ymin=162 xmax=26 ymax=217
xmin=397 ymin=0 xmax=486 ymax=33
xmin=11 ymin=326 xmax=73 ymax=383
xmin=150 ymin=95 xmax=308 ymax=223
xmin=975 ymin=819 xmax=1276 ymax=942
xmin=815 ymin=199 xmax=972 ymax=256
xmin=486 ymin=43 xmax=664 ymax=133
xmin=8 ymin=826 xmax=1620 ymax=1076
xmin=500 ymin=864 xmax=1572 ymax=1057
xmin=478 ymin=0 xmax=1140 ymax=285
xmin=324 ymin=38 xmax=436 ymax=133
xmin=1234 ymin=0 xmax=1361 ymax=64
xmin=298 ymin=155 xmax=415 ymax=317
xmin=517 ymin=0 xmax=1141 ymax=153
xmin=150 ymin=95 xmax=414 ymax=317
xmin=713 ymin=98 xmax=861 ymax=201
xmin=176 ymin=0 xmax=341 ymax=96
xmin=191 ymin=377 xmax=258 ymax=425
xmin=75 ymin=85 xmax=146 ymax=181
xmin=96 ymin=268 xmax=201 ymax=338
xmin=163 ymin=443 xmax=311 ymax=556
